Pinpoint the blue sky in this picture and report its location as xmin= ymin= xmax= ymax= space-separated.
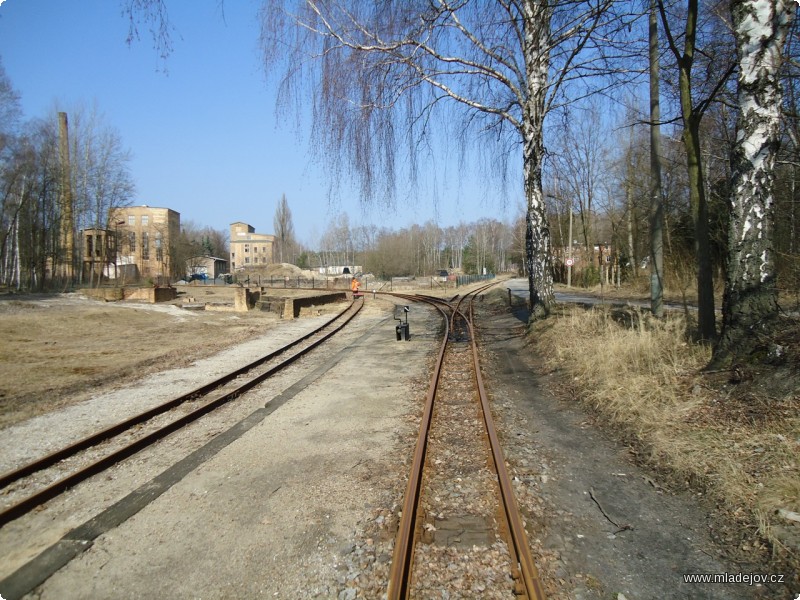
xmin=0 ymin=0 xmax=522 ymax=245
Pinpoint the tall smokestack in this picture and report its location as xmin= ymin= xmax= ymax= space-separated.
xmin=58 ymin=112 xmax=74 ymax=279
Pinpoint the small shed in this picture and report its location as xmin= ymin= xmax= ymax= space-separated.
xmin=186 ymin=255 xmax=229 ymax=280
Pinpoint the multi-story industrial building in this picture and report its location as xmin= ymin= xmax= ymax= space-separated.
xmin=109 ymin=205 xmax=181 ymax=283
xmin=229 ymin=222 xmax=275 ymax=271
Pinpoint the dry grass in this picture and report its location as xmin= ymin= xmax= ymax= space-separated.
xmin=0 ymin=291 xmax=280 ymax=428
xmin=529 ymin=304 xmax=800 ymax=574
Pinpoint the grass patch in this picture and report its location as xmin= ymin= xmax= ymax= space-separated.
xmin=529 ymin=305 xmax=800 ymax=574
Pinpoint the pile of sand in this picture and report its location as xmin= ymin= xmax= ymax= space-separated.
xmin=245 ymin=263 xmax=324 ymax=280
xmin=263 ymin=263 xmax=305 ymax=277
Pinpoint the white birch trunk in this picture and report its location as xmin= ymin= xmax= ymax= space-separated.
xmin=523 ymin=0 xmax=555 ymax=317
xmin=13 ymin=215 xmax=21 ymax=290
xmin=717 ymin=0 xmax=793 ymax=359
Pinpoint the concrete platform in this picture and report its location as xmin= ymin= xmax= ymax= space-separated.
xmin=176 ymin=287 xmax=349 ymax=316
xmin=256 ymin=291 xmax=349 ymax=319
xmin=80 ymin=286 xmax=178 ymax=303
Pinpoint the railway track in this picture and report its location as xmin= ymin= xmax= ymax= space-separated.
xmin=0 ymin=297 xmax=363 ymax=527
xmin=386 ymin=286 xmax=545 ymax=599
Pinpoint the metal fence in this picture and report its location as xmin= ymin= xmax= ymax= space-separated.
xmin=186 ymin=273 xmax=496 ymax=292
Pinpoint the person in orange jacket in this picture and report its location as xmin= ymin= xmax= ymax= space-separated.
xmin=350 ymin=276 xmax=360 ymax=296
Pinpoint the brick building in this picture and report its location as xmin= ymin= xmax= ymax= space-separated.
xmin=229 ymin=222 xmax=276 ymax=271
xmin=109 ymin=205 xmax=181 ymax=282
xmin=81 ymin=228 xmax=117 ymax=281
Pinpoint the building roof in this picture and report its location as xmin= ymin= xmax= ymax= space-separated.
xmin=188 ymin=255 xmax=229 ymax=262
xmin=115 ymin=205 xmax=179 ymax=213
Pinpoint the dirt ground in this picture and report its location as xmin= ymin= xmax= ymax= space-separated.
xmin=0 ymin=285 xmax=797 ymax=599
xmin=476 ymin=295 xmax=798 ymax=599
xmin=0 ymin=285 xmax=348 ymax=428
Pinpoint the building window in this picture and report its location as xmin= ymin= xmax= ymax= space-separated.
xmin=231 ymin=252 xmax=235 ymax=259
xmin=142 ymin=232 xmax=149 ymax=260
xmin=86 ymin=234 xmax=93 ymax=258
xmin=245 ymin=257 xmax=250 ymax=264
xmin=155 ymin=233 xmax=163 ymax=262
xmin=128 ymin=215 xmax=135 ymax=226
xmin=142 ymin=215 xmax=149 ymax=226
xmin=244 ymin=245 xmax=249 ymax=253
xmin=129 ymin=231 xmax=136 ymax=252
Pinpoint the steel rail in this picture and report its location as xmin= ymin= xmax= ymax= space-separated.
xmin=385 ymin=285 xmax=490 ymax=599
xmin=0 ymin=299 xmax=360 ymax=490
xmin=386 ymin=295 xmax=449 ymax=600
xmin=0 ymin=298 xmax=363 ymax=527
xmin=387 ymin=283 xmax=544 ymax=599
xmin=467 ymin=294 xmax=545 ymax=600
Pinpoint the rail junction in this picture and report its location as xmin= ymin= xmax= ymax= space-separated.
xmin=386 ymin=286 xmax=543 ymax=599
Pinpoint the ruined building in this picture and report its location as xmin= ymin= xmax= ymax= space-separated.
xmin=108 ymin=205 xmax=181 ymax=282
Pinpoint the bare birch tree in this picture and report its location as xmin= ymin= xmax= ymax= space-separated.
xmin=70 ymin=107 xmax=136 ymax=285
xmin=0 ymin=61 xmax=25 ymax=287
xmin=714 ymin=0 xmax=793 ymax=364
xmin=259 ymin=0 xmax=639 ymax=317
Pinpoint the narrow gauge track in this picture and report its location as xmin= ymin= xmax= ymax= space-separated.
xmin=0 ymin=297 xmax=363 ymax=527
xmin=386 ymin=286 xmax=545 ymax=599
